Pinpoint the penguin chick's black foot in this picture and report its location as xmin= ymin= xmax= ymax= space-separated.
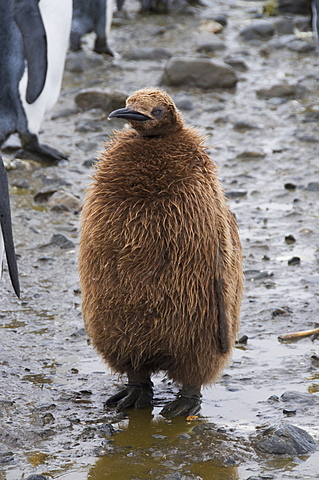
xmin=105 ymin=382 xmax=154 ymax=412
xmin=160 ymin=387 xmax=202 ymax=418
xmin=18 ymin=134 xmax=68 ymax=163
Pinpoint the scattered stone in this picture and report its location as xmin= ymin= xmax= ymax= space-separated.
xmin=223 ymin=55 xmax=249 ymax=72
xmin=0 ymin=452 xmax=14 ymax=464
xmin=162 ymin=57 xmax=238 ymax=89
xmin=47 ymin=190 xmax=82 ymax=213
xmin=297 ymin=134 xmax=319 ymax=143
xmin=245 ymin=270 xmax=274 ymax=280
xmin=50 ymin=234 xmax=75 ymax=250
xmin=178 ymin=433 xmax=191 ymax=439
xmin=196 ymin=34 xmax=226 ymax=54
xmin=281 ymin=391 xmax=317 ymax=405
xmin=123 ymin=48 xmax=172 ymax=60
xmin=273 ymin=17 xmax=295 ymax=35
xmin=288 ymin=256 xmax=300 ymax=266
xmin=83 ymin=158 xmax=98 ymax=168
xmin=25 ymin=476 xmax=49 ymax=480
xmin=11 ymin=178 xmax=30 ymax=189
xmin=285 ymin=234 xmax=296 ymax=244
xmin=75 ymin=120 xmax=103 ymax=133
xmin=237 ymin=335 xmax=248 ymax=344
xmin=233 ymin=120 xmax=260 ymax=131
xmin=192 ymin=422 xmax=217 ymax=434
xmin=287 ymin=39 xmax=316 ymax=52
xmin=311 ymin=355 xmax=319 ymax=367
xmin=254 ymin=423 xmax=316 ymax=455
xmin=307 ymin=182 xmax=319 ymax=191
xmin=239 ymin=20 xmax=275 ymax=42
xmin=200 ymin=19 xmax=224 ymax=34
xmin=284 ymin=182 xmax=296 ymax=191
xmin=236 ymin=150 xmax=266 ymax=160
xmin=226 ymin=190 xmax=247 ymax=199
xmin=74 ymin=89 xmax=127 ymax=113
xmin=272 ymin=306 xmax=292 ymax=316
xmin=256 ymin=82 xmax=306 ymax=99
xmin=173 ymin=96 xmax=195 ymax=111
xmin=212 ymin=15 xmax=228 ymax=27
xmin=34 ymin=187 xmax=59 ymax=203
xmin=98 ymin=423 xmax=116 ymax=436
xmin=283 ymin=408 xmax=297 ymax=416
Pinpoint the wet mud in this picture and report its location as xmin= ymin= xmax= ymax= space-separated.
xmin=1 ymin=0 xmax=319 ymax=479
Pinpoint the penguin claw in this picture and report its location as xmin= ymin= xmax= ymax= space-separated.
xmin=18 ymin=134 xmax=68 ymax=163
xmin=160 ymin=389 xmax=202 ymax=418
xmin=105 ymin=384 xmax=154 ymax=411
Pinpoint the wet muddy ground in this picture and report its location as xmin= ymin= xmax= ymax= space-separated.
xmin=1 ymin=0 xmax=319 ymax=479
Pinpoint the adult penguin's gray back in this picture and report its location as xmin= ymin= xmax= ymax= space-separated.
xmin=0 ymin=157 xmax=20 ymax=298
xmin=0 ymin=0 xmax=72 ymax=162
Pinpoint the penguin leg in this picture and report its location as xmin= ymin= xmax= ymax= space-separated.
xmin=18 ymin=134 xmax=68 ymax=163
xmin=160 ymin=386 xmax=202 ymax=418
xmin=105 ymin=370 xmax=154 ymax=411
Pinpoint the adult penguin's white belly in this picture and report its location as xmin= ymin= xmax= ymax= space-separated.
xmin=19 ymin=0 xmax=72 ymax=135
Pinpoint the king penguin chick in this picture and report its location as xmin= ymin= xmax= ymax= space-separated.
xmin=0 ymin=156 xmax=20 ymax=298
xmin=78 ymin=88 xmax=243 ymax=417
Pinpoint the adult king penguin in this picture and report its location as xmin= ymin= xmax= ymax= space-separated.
xmin=79 ymin=88 xmax=243 ymax=417
xmin=0 ymin=157 xmax=20 ymax=298
xmin=71 ymin=0 xmax=118 ymax=56
xmin=0 ymin=0 xmax=72 ymax=162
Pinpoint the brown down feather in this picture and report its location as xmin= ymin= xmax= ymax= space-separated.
xmin=78 ymin=88 xmax=243 ymax=389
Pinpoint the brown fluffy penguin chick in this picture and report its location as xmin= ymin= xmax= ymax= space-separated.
xmin=78 ymin=87 xmax=243 ymax=417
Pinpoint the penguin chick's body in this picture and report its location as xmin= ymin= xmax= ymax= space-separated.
xmin=79 ymin=88 xmax=243 ymax=417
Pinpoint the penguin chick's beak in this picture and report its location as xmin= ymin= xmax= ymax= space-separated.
xmin=108 ymin=107 xmax=151 ymax=122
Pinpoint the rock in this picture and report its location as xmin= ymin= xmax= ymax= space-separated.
xmin=162 ymin=57 xmax=238 ymax=89
xmin=287 ymin=39 xmax=316 ymax=52
xmin=75 ymin=120 xmax=103 ymax=133
xmin=285 ymin=234 xmax=296 ymax=244
xmin=200 ymin=19 xmax=224 ymax=34
xmin=0 ymin=452 xmax=14 ymax=463
xmin=288 ymin=256 xmax=300 ymax=265
xmin=83 ymin=158 xmax=98 ymax=168
xmin=47 ymin=190 xmax=82 ymax=213
xmin=226 ymin=190 xmax=247 ymax=199
xmin=50 ymin=234 xmax=75 ymax=250
xmin=196 ymin=34 xmax=226 ymax=54
xmin=273 ymin=17 xmax=295 ymax=35
xmin=224 ymin=55 xmax=249 ymax=72
xmin=25 ymin=475 xmax=49 ymax=480
xmin=254 ymin=423 xmax=316 ymax=455
xmin=239 ymin=20 xmax=275 ymax=42
xmin=11 ymin=178 xmax=30 ymax=189
xmin=74 ymin=90 xmax=127 ymax=113
xmin=236 ymin=150 xmax=266 ymax=161
xmin=245 ymin=270 xmax=274 ymax=280
xmin=173 ymin=95 xmax=195 ymax=111
xmin=192 ymin=422 xmax=217 ymax=434
xmin=123 ymin=48 xmax=172 ymax=60
xmin=281 ymin=391 xmax=318 ymax=405
xmin=34 ymin=187 xmax=59 ymax=203
xmin=284 ymin=182 xmax=296 ymax=190
xmin=307 ymin=182 xmax=319 ymax=191
xmin=233 ymin=120 xmax=260 ymax=131
xmin=256 ymin=82 xmax=306 ymax=99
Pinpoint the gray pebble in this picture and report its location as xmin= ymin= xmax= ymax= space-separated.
xmin=239 ymin=20 xmax=275 ymax=42
xmin=48 ymin=190 xmax=82 ymax=214
xmin=307 ymin=182 xmax=319 ymax=191
xmin=196 ymin=34 xmax=226 ymax=54
xmin=287 ymin=40 xmax=316 ymax=52
xmin=281 ymin=391 xmax=317 ymax=405
xmin=25 ymin=476 xmax=49 ymax=480
xmin=162 ymin=57 xmax=238 ymax=89
xmin=254 ymin=423 xmax=316 ymax=455
xmin=50 ymin=234 xmax=75 ymax=250
xmin=123 ymin=48 xmax=172 ymax=61
xmin=74 ymin=89 xmax=127 ymax=113
xmin=256 ymin=82 xmax=306 ymax=99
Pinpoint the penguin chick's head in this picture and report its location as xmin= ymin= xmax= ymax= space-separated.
xmin=108 ymin=88 xmax=184 ymax=137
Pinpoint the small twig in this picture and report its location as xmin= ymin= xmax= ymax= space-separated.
xmin=278 ymin=327 xmax=319 ymax=342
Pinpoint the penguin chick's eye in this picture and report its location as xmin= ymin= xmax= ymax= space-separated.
xmin=151 ymin=107 xmax=164 ymax=118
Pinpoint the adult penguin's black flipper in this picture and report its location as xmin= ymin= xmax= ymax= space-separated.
xmin=0 ymin=158 xmax=20 ymax=298
xmin=13 ymin=0 xmax=47 ymax=104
